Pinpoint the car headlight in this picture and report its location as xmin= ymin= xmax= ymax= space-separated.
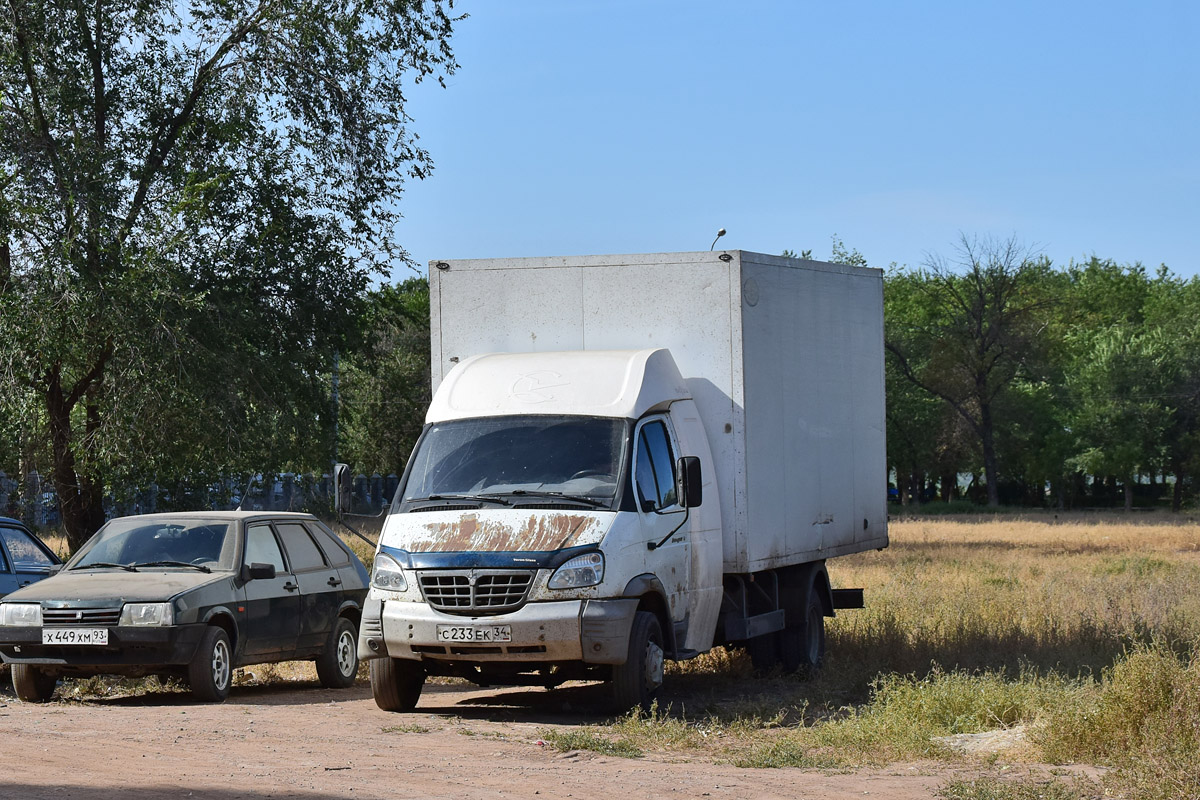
xmin=371 ymin=553 xmax=408 ymax=592
xmin=0 ymin=603 xmax=42 ymax=626
xmin=120 ymin=602 xmax=175 ymax=626
xmin=548 ymin=552 xmax=604 ymax=589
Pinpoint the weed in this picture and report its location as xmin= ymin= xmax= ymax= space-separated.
xmin=938 ymin=776 xmax=1103 ymax=800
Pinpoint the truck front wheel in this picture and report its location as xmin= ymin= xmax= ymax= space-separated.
xmin=611 ymin=610 xmax=664 ymax=712
xmin=371 ymin=657 xmax=425 ymax=712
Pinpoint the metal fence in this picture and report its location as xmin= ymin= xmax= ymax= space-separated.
xmin=0 ymin=470 xmax=401 ymax=530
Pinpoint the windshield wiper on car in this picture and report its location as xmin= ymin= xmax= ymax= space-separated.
xmin=72 ymin=562 xmax=138 ymax=572
xmin=408 ymin=494 xmax=512 ymax=507
xmin=130 ymin=561 xmax=212 ymax=573
xmin=507 ymin=490 xmax=609 ymax=508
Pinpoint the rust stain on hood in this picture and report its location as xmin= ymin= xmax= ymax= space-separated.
xmin=408 ymin=512 xmax=606 ymax=553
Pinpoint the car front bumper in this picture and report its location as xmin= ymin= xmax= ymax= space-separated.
xmin=0 ymin=624 xmax=207 ymax=670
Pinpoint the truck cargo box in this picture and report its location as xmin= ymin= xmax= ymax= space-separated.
xmin=429 ymin=250 xmax=887 ymax=573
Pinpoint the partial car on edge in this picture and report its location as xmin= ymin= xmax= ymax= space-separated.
xmin=0 ymin=511 xmax=368 ymax=703
xmin=0 ymin=516 xmax=62 ymax=599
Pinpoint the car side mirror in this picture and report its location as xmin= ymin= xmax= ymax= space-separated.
xmin=240 ymin=562 xmax=277 ymax=582
xmin=48 ymin=564 xmax=63 ymax=576
xmin=333 ymin=463 xmax=352 ymax=516
xmin=677 ymin=456 xmax=703 ymax=508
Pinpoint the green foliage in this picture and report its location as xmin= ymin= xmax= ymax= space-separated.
xmin=0 ymin=0 xmax=460 ymax=545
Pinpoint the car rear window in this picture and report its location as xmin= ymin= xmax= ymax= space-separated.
xmin=305 ymin=522 xmax=352 ymax=567
xmin=275 ymin=523 xmax=327 ymax=572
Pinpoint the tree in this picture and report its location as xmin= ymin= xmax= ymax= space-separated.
xmin=885 ymin=235 xmax=1057 ymax=507
xmin=0 ymin=0 xmax=460 ymax=549
xmin=340 ymin=277 xmax=432 ymax=475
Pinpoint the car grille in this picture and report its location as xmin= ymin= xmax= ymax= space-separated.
xmin=42 ymin=607 xmax=122 ymax=627
xmin=418 ymin=570 xmax=533 ymax=615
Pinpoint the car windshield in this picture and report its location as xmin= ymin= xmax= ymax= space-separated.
xmin=68 ymin=519 xmax=237 ymax=571
xmin=399 ymin=415 xmax=628 ymax=510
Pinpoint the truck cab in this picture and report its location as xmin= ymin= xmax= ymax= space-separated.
xmin=358 ymin=348 xmax=722 ymax=710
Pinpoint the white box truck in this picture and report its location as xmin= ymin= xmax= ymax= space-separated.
xmin=351 ymin=250 xmax=887 ymax=711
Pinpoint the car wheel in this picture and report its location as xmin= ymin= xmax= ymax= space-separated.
xmin=188 ymin=625 xmax=232 ymax=702
xmin=370 ymin=657 xmax=424 ymax=712
xmin=11 ymin=664 xmax=57 ymax=703
xmin=315 ymin=617 xmax=359 ymax=689
xmin=611 ymin=610 xmax=664 ymax=712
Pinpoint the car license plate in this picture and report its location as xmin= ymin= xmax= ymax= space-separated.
xmin=42 ymin=628 xmax=109 ymax=646
xmin=435 ymin=624 xmax=512 ymax=644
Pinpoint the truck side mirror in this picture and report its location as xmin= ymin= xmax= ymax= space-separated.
xmin=677 ymin=456 xmax=703 ymax=508
xmin=333 ymin=463 xmax=352 ymax=515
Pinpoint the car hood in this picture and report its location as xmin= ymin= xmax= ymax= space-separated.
xmin=2 ymin=569 xmax=229 ymax=605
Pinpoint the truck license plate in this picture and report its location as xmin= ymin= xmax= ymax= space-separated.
xmin=435 ymin=625 xmax=512 ymax=644
xmin=42 ymin=628 xmax=109 ymax=645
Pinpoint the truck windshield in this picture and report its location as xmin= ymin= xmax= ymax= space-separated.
xmin=400 ymin=415 xmax=628 ymax=510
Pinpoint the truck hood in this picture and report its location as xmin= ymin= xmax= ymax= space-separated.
xmin=2 ymin=569 xmax=228 ymax=605
xmin=381 ymin=509 xmax=613 ymax=554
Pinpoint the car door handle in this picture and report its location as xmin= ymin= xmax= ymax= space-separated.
xmin=327 ymin=577 xmax=342 ymax=587
xmin=18 ymin=581 xmax=31 ymax=587
xmin=283 ymin=582 xmax=298 ymax=592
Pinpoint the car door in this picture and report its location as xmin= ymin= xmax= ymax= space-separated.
xmin=0 ymin=523 xmax=59 ymax=598
xmin=239 ymin=522 xmax=301 ymax=659
xmin=274 ymin=521 xmax=341 ymax=654
xmin=633 ymin=416 xmax=690 ymax=621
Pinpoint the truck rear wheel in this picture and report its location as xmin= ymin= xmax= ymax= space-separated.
xmin=371 ymin=657 xmax=425 ymax=712
xmin=11 ymin=664 xmax=57 ymax=703
xmin=778 ymin=573 xmax=825 ymax=678
xmin=611 ymin=610 xmax=664 ymax=712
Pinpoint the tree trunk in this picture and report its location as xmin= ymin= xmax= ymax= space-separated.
xmin=940 ymin=471 xmax=956 ymax=503
xmin=1172 ymin=463 xmax=1184 ymax=513
xmin=45 ymin=375 xmax=106 ymax=552
xmin=979 ymin=402 xmax=1001 ymax=507
xmin=1123 ymin=477 xmax=1134 ymax=513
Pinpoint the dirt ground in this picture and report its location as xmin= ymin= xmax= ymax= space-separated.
xmin=0 ymin=677 xmax=1053 ymax=800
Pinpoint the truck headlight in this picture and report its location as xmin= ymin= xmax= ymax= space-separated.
xmin=548 ymin=552 xmax=604 ymax=589
xmin=0 ymin=603 xmax=42 ymax=626
xmin=120 ymin=602 xmax=175 ymax=626
xmin=372 ymin=553 xmax=408 ymax=592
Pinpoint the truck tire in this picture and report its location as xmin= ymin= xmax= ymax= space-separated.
xmin=11 ymin=664 xmax=57 ymax=702
xmin=315 ymin=617 xmax=360 ymax=689
xmin=611 ymin=610 xmax=664 ymax=712
xmin=189 ymin=625 xmax=233 ymax=702
xmin=778 ymin=573 xmax=825 ymax=678
xmin=371 ymin=657 xmax=425 ymax=712
xmin=746 ymin=633 xmax=780 ymax=675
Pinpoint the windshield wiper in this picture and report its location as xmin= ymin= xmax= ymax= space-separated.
xmin=508 ymin=490 xmax=609 ymax=508
xmin=72 ymin=562 xmax=138 ymax=572
xmin=408 ymin=494 xmax=512 ymax=507
xmin=130 ymin=561 xmax=212 ymax=573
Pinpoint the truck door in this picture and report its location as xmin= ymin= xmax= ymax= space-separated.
xmin=633 ymin=415 xmax=690 ymax=621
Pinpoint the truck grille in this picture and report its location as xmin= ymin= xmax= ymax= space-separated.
xmin=42 ymin=608 xmax=122 ymax=627
xmin=418 ymin=570 xmax=533 ymax=615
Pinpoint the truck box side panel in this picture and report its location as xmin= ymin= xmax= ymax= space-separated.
xmin=739 ymin=255 xmax=888 ymax=571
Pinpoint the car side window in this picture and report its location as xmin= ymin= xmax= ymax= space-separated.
xmin=305 ymin=522 xmax=351 ymax=567
xmin=244 ymin=524 xmax=286 ymax=572
xmin=1 ymin=526 xmax=54 ymax=568
xmin=275 ymin=523 xmax=327 ymax=572
xmin=634 ymin=419 xmax=678 ymax=513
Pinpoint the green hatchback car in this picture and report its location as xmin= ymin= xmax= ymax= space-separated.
xmin=0 ymin=511 xmax=369 ymax=703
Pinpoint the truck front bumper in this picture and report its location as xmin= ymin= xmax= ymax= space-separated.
xmin=360 ymin=597 xmax=639 ymax=665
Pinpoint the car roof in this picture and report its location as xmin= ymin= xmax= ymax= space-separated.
xmin=106 ymin=511 xmax=320 ymax=524
xmin=0 ymin=516 xmax=29 ymax=528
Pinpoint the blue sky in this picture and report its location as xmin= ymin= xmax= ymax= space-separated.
xmin=390 ymin=1 xmax=1198 ymax=278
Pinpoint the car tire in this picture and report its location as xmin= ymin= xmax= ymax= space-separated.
xmin=315 ymin=617 xmax=359 ymax=689
xmin=370 ymin=657 xmax=424 ymax=712
xmin=11 ymin=664 xmax=57 ymax=703
xmin=611 ymin=610 xmax=664 ymax=713
xmin=188 ymin=625 xmax=233 ymax=702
